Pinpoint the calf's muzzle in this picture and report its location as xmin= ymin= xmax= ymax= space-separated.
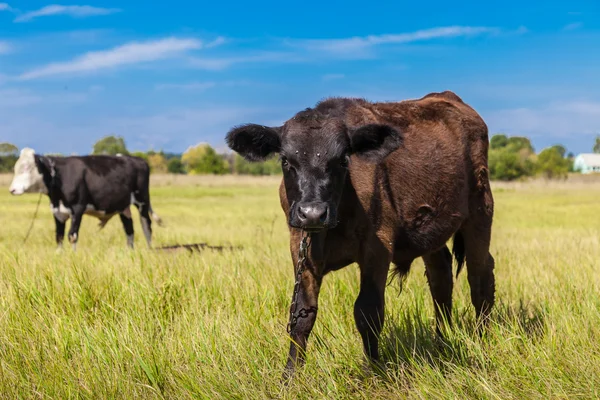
xmin=294 ymin=202 xmax=329 ymax=231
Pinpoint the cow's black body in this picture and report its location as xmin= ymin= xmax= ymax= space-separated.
xmin=34 ymin=154 xmax=160 ymax=249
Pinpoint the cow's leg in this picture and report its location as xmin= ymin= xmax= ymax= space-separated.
xmin=354 ymin=256 xmax=391 ymax=365
xmin=423 ymin=246 xmax=454 ymax=337
xmin=53 ymin=216 xmax=66 ymax=250
xmin=284 ymin=261 xmax=322 ymax=379
xmin=68 ymin=205 xmax=85 ymax=251
xmin=135 ymin=204 xmax=153 ymax=248
xmin=119 ymin=207 xmax=134 ymax=249
xmin=461 ymin=209 xmax=495 ymax=329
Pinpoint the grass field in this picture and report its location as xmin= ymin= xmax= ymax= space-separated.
xmin=0 ymin=174 xmax=599 ymax=399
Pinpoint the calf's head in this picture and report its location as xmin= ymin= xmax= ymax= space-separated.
xmin=226 ymin=111 xmax=401 ymax=231
xmin=9 ymin=148 xmax=49 ymax=195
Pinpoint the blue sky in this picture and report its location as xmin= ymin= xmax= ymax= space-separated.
xmin=1 ymin=1 xmax=599 ymax=155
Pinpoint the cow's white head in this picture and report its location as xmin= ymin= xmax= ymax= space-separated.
xmin=9 ymin=148 xmax=47 ymax=195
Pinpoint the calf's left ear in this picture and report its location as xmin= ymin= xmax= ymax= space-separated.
xmin=349 ymin=124 xmax=403 ymax=162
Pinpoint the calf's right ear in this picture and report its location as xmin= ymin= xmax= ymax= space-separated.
xmin=349 ymin=124 xmax=402 ymax=162
xmin=226 ymin=124 xmax=281 ymax=161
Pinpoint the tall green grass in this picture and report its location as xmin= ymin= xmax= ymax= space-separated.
xmin=0 ymin=175 xmax=599 ymax=399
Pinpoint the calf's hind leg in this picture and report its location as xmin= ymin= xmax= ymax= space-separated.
xmin=138 ymin=205 xmax=153 ymax=247
xmin=461 ymin=218 xmax=495 ymax=328
xmin=133 ymin=195 xmax=153 ymax=248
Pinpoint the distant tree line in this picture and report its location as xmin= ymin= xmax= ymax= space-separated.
xmin=2 ymin=134 xmax=600 ymax=179
xmin=91 ymin=135 xmax=282 ymax=176
xmin=0 ymin=143 xmax=18 ymax=173
xmin=488 ymin=134 xmax=577 ymax=181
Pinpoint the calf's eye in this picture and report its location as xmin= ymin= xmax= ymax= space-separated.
xmin=340 ymin=155 xmax=350 ymax=168
xmin=281 ymin=156 xmax=289 ymax=167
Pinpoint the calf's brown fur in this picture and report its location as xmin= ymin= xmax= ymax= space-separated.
xmin=226 ymin=90 xmax=495 ymax=377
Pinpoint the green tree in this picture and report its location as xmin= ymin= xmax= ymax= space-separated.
xmin=551 ymin=145 xmax=567 ymax=158
xmin=536 ymin=147 xmax=570 ymax=179
xmin=0 ymin=142 xmax=18 ymax=173
xmin=131 ymin=151 xmax=149 ymax=162
xmin=167 ymin=157 xmax=185 ymax=174
xmin=0 ymin=142 xmax=18 ymax=156
xmin=489 ymin=149 xmax=532 ymax=181
xmin=233 ymin=154 xmax=282 ymax=175
xmin=506 ymin=136 xmax=534 ymax=153
xmin=182 ymin=143 xmax=228 ymax=174
xmin=567 ymin=152 xmax=576 ymax=172
xmin=148 ymin=153 xmax=168 ymax=173
xmin=488 ymin=135 xmax=536 ymax=181
xmin=93 ymin=135 xmax=129 ymax=155
xmin=594 ymin=135 xmax=600 ymax=154
xmin=490 ymin=134 xmax=508 ymax=150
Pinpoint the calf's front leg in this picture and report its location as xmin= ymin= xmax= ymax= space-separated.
xmin=283 ymin=259 xmax=322 ymax=380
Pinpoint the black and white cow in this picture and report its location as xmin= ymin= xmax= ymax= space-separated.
xmin=9 ymin=148 xmax=162 ymax=250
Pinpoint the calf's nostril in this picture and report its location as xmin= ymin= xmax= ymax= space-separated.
xmin=297 ymin=207 xmax=309 ymax=221
xmin=319 ymin=208 xmax=328 ymax=223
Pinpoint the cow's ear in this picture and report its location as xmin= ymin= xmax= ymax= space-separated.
xmin=33 ymin=154 xmax=49 ymax=174
xmin=33 ymin=155 xmax=49 ymax=174
xmin=349 ymin=124 xmax=402 ymax=162
xmin=226 ymin=124 xmax=282 ymax=161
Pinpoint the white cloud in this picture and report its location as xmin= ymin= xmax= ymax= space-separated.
xmin=206 ymin=36 xmax=226 ymax=48
xmin=185 ymin=26 xmax=516 ymax=70
xmin=115 ymin=107 xmax=264 ymax=150
xmin=563 ymin=22 xmax=583 ymax=31
xmin=155 ymin=80 xmax=257 ymax=91
xmin=155 ymin=82 xmax=217 ymax=91
xmin=188 ymin=52 xmax=308 ymax=70
xmin=0 ymin=89 xmax=42 ymax=107
xmin=25 ymin=29 xmax=114 ymax=46
xmin=322 ymin=73 xmax=345 ymax=81
xmin=512 ymin=26 xmax=529 ymax=35
xmin=485 ymin=101 xmax=600 ymax=141
xmin=296 ymin=26 xmax=501 ymax=53
xmin=187 ymin=58 xmax=234 ymax=70
xmin=0 ymin=88 xmax=89 ymax=108
xmin=0 ymin=40 xmax=11 ymax=54
xmin=0 ymin=3 xmax=13 ymax=11
xmin=14 ymin=4 xmax=121 ymax=22
xmin=0 ymin=105 xmax=268 ymax=154
xmin=559 ymin=101 xmax=600 ymax=115
xmin=18 ymin=37 xmax=211 ymax=80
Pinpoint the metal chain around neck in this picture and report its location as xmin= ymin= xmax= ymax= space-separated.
xmin=286 ymin=232 xmax=312 ymax=334
xmin=22 ymin=192 xmax=43 ymax=244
